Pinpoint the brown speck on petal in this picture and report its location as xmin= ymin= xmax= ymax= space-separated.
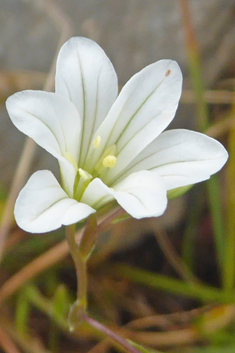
xmin=166 ymin=69 xmax=171 ymax=77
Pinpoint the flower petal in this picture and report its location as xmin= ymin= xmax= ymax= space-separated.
xmin=80 ymin=179 xmax=114 ymax=210
xmin=6 ymin=90 xmax=81 ymax=196
xmin=56 ymin=37 xmax=118 ymax=166
xmin=81 ymin=171 xmax=167 ymax=219
xmin=15 ymin=170 xmax=95 ymax=233
xmin=116 ymin=129 xmax=228 ymax=190
xmin=88 ymin=60 xmax=182 ymax=180
xmin=6 ymin=90 xmax=81 ymax=161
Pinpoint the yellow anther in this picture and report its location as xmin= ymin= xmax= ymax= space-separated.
xmin=94 ymin=144 xmax=117 ymax=174
xmin=102 ymin=155 xmax=117 ymax=168
xmin=93 ymin=135 xmax=101 ymax=149
xmin=78 ymin=168 xmax=92 ymax=181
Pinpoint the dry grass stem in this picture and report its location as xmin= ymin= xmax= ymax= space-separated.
xmin=83 ymin=323 xmax=198 ymax=349
xmin=4 ymin=229 xmax=25 ymax=254
xmin=206 ymin=117 xmax=235 ymax=138
xmin=154 ymin=226 xmax=199 ymax=285
xmin=85 ymin=305 xmax=235 ymax=350
xmin=87 ymin=340 xmax=111 ymax=353
xmin=0 ymin=315 xmax=49 ymax=353
xmin=0 ymin=71 xmax=46 ymax=101
xmin=0 ymin=324 xmax=21 ymax=353
xmin=0 ymin=239 xmax=68 ymax=304
xmin=178 ymin=0 xmax=197 ymax=52
xmin=126 ymin=306 xmax=209 ymax=330
xmin=0 ymin=207 xmax=121 ymax=303
xmin=0 ymin=138 xmax=37 ymax=260
xmin=181 ymin=89 xmax=234 ymax=104
xmin=125 ymin=327 xmax=198 ymax=347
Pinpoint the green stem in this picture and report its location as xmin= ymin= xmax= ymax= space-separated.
xmin=207 ymin=176 xmax=225 ymax=272
xmin=223 ymin=108 xmax=235 ymax=291
xmin=66 ymin=209 xmax=126 ymax=330
xmin=79 ymin=214 xmax=97 ymax=257
xmin=66 ymin=224 xmax=87 ymax=311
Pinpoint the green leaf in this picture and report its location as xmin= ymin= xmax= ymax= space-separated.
xmin=15 ymin=286 xmax=31 ymax=336
xmin=167 ymin=185 xmax=192 ymax=199
xmin=187 ymin=346 xmax=235 ymax=353
xmin=52 ymin=285 xmax=71 ymax=320
xmin=112 ymin=264 xmax=235 ymax=304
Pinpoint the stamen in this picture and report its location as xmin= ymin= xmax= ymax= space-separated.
xmin=79 ymin=168 xmax=92 ymax=181
xmin=74 ymin=168 xmax=92 ymax=201
xmin=93 ymin=135 xmax=101 ymax=149
xmin=102 ymin=155 xmax=117 ymax=168
xmin=94 ymin=144 xmax=117 ymax=174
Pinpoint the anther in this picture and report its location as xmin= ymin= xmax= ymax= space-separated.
xmin=93 ymin=135 xmax=101 ymax=149
xmin=102 ymin=155 xmax=117 ymax=168
xmin=94 ymin=144 xmax=117 ymax=174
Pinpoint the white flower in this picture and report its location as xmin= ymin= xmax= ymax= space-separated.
xmin=6 ymin=37 xmax=228 ymax=233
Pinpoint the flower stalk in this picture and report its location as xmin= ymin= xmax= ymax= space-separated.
xmin=66 ymin=210 xmax=142 ymax=353
xmin=67 ymin=208 xmax=126 ymax=329
xmin=66 ymin=224 xmax=88 ymax=327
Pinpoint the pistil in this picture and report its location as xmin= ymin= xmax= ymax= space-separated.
xmin=74 ymin=168 xmax=92 ymax=201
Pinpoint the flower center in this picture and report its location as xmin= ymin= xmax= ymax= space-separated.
xmin=72 ymin=136 xmax=118 ymax=201
xmin=93 ymin=143 xmax=117 ymax=174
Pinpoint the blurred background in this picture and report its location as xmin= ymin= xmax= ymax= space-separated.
xmin=0 ymin=1 xmax=235 ymax=352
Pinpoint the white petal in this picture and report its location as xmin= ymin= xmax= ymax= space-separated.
xmin=81 ymin=171 xmax=167 ymax=219
xmin=88 ymin=60 xmax=182 ymax=180
xmin=6 ymin=90 xmax=81 ymax=160
xmin=56 ymin=37 xmax=118 ymax=166
xmin=15 ymin=170 xmax=95 ymax=233
xmin=80 ymin=178 xmax=115 ymax=210
xmin=117 ymin=129 xmax=228 ymax=190
xmin=6 ymin=90 xmax=81 ymax=196
xmin=59 ymin=159 xmax=76 ymax=198
xmin=113 ymin=171 xmax=168 ymax=218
